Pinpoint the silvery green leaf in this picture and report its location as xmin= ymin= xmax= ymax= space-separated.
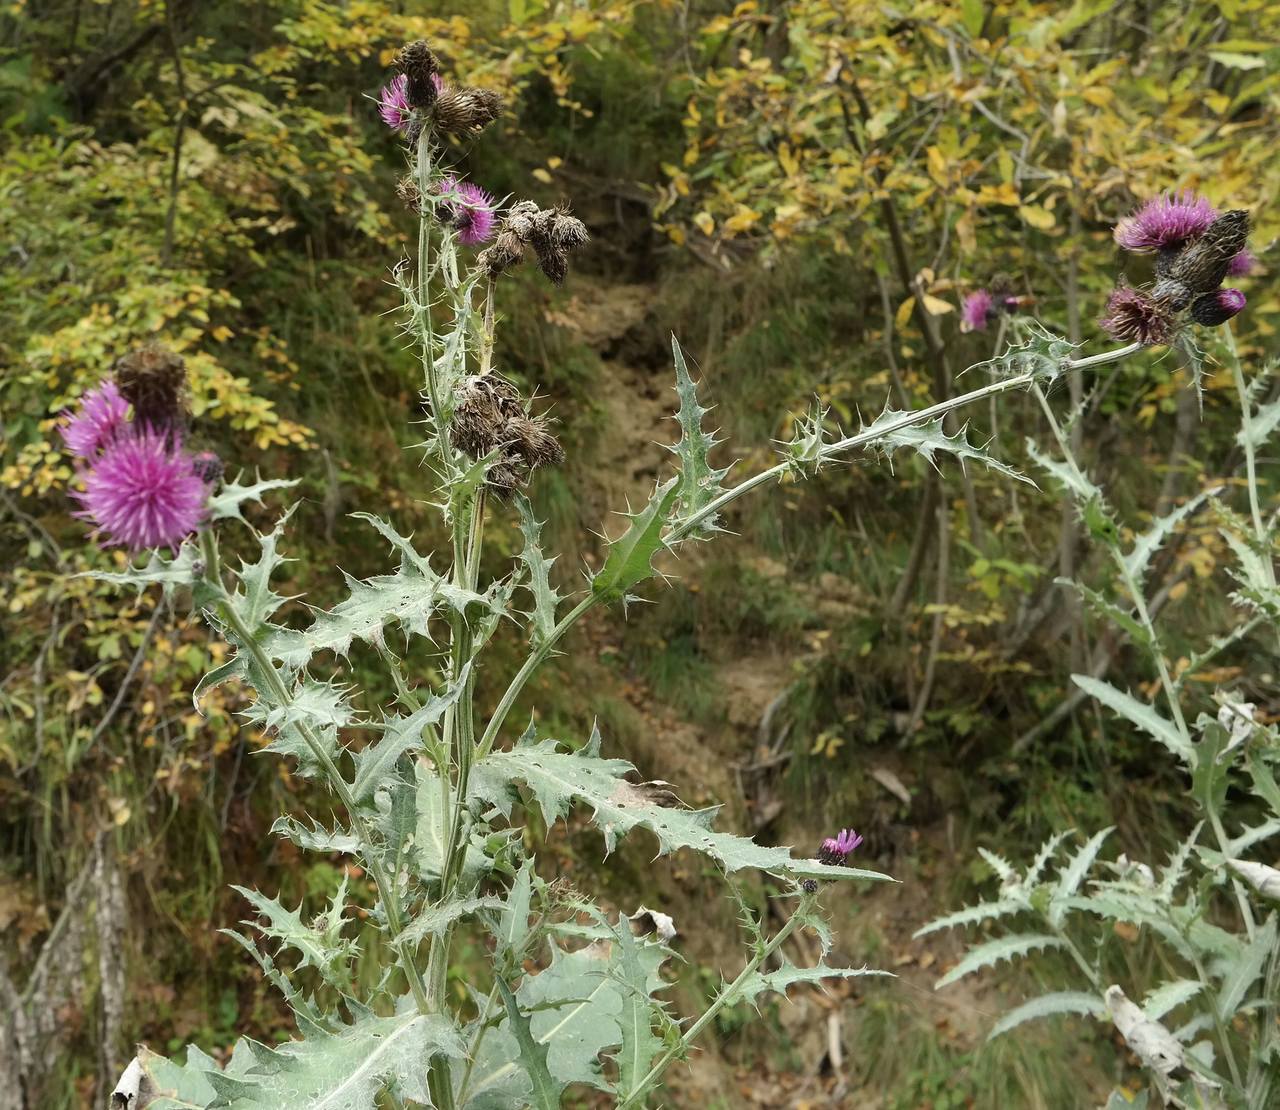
xmin=220 ymin=928 xmax=332 ymax=1034
xmin=514 ymin=494 xmax=562 ymax=647
xmin=1025 ymin=829 xmax=1073 ymax=886
xmin=977 ymin=847 xmax=1020 ymax=886
xmin=1050 ymin=827 xmax=1113 ymax=927
xmin=865 ymin=409 xmax=1028 ymax=482
xmin=472 ymin=729 xmax=890 ymax=882
xmin=988 ymin=991 xmax=1105 ymax=1040
xmin=496 ymin=977 xmax=563 ymax=1110
xmin=668 ymin=336 xmax=730 ymax=537
xmin=728 ymin=961 xmax=891 ymax=1008
xmin=610 ymin=917 xmax=666 ymax=1097
xmin=591 ymin=477 xmax=679 ymax=605
xmin=231 ymin=876 xmax=357 ymax=992
xmin=1158 ymin=822 xmax=1204 ymax=899
xmin=271 ymin=816 xmax=360 ymax=856
xmin=142 ymin=1010 xmax=465 ymax=1108
xmin=495 ymin=859 xmax=535 ymax=965
xmin=410 ymin=763 xmax=451 ymax=884
xmin=241 ymin=678 xmax=350 ymax=778
xmin=1237 ymin=395 xmax=1280 ymax=451
xmin=935 ymin=934 xmax=1067 ymax=989
xmin=1072 ymin=675 xmax=1193 ymax=767
xmin=398 ymin=897 xmax=505 ymax=949
xmin=207 ymin=473 xmax=298 ymax=524
xmin=914 ymin=898 xmax=1028 ymax=938
xmin=1058 ymin=579 xmax=1150 ymax=648
xmin=262 ymin=514 xmax=491 ymax=668
xmin=349 ymin=664 xmax=470 ymax=805
xmin=1122 ymin=491 xmax=1213 ymax=588
xmin=121 ymin=1043 xmax=223 ymax=1108
xmin=1213 ymin=911 xmax=1274 ymax=1013
xmin=89 ymin=541 xmax=201 ymax=596
xmin=1142 ymin=980 xmax=1204 ymax=1021
xmin=982 ymin=321 xmax=1076 ymax=383
xmin=1227 ymin=818 xmax=1280 ymax=857
xmin=1026 ymin=439 xmax=1103 ymax=505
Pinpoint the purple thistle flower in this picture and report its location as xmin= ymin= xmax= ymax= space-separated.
xmin=439 ymin=176 xmax=496 ymax=247
xmin=379 ymin=74 xmax=412 ymax=130
xmin=1227 ymin=249 xmax=1256 ymax=277
xmin=961 ymin=289 xmax=994 ymax=332
xmin=1113 ymin=190 xmax=1218 ymax=253
xmin=818 ymin=828 xmax=864 ymax=866
xmin=72 ymin=430 xmax=209 ymax=551
xmin=60 ymin=380 xmax=130 ymax=459
xmin=1099 ymin=284 xmax=1176 ymax=347
xmin=1190 ymin=287 xmax=1246 ymax=327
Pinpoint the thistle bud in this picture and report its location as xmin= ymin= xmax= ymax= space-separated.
xmin=191 ymin=451 xmax=224 ymax=484
xmin=1189 ymin=287 xmax=1246 ymax=327
xmin=394 ymin=41 xmax=441 ymax=110
xmin=396 ymin=175 xmax=422 ymax=213
xmin=1161 ymin=210 xmax=1251 ymax=295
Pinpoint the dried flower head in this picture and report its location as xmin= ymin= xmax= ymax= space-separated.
xmin=478 ymin=229 xmax=525 ymax=277
xmin=60 ymin=379 xmax=130 ymax=458
xmin=1114 ymin=190 xmax=1218 ymax=253
xmin=449 ymin=374 xmax=562 ymax=493
xmin=432 ymin=86 xmax=505 ymax=137
xmin=961 ymin=289 xmax=995 ymax=332
xmin=1099 ymin=284 xmax=1176 ymax=347
xmin=1189 ymin=287 xmax=1246 ymax=327
xmin=818 ymin=828 xmax=864 ymax=866
xmin=396 ymin=175 xmax=423 ymax=213
xmin=73 ymin=430 xmax=209 ymax=550
xmin=1156 ymin=209 xmax=1251 ymax=301
xmin=438 ymin=176 xmax=496 ymax=246
xmin=113 ymin=346 xmax=189 ymax=435
xmin=394 ymin=40 xmax=442 ymax=110
xmin=504 ymin=414 xmax=565 ymax=470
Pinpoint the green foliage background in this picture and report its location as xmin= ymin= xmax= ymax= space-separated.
xmin=2 ymin=0 xmax=1278 ymax=1105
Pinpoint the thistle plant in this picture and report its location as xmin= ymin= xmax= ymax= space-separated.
xmin=83 ymin=44 xmax=1243 ymax=1110
xmin=923 ymin=197 xmax=1277 ymax=1109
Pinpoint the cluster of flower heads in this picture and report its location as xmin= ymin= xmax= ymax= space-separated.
xmin=1101 ymin=191 xmax=1254 ymax=347
xmin=379 ymin=41 xmax=505 ymax=140
xmin=449 ymin=374 xmax=564 ymax=494
xmin=961 ymin=287 xmax=1023 ymax=333
xmin=478 ymin=200 xmax=589 ymax=286
xmin=61 ymin=348 xmax=217 ymax=551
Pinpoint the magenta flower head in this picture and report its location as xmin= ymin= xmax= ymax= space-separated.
xmin=72 ymin=430 xmax=209 ymax=550
xmin=1190 ymin=287 xmax=1246 ymax=327
xmin=438 ymin=176 xmax=496 ymax=246
xmin=1099 ymin=284 xmax=1176 ymax=347
xmin=59 ymin=379 xmax=131 ymax=459
xmin=1227 ymin=249 xmax=1257 ymax=277
xmin=961 ymin=289 xmax=994 ymax=332
xmin=818 ymin=828 xmax=864 ymax=866
xmin=378 ymin=74 xmax=412 ymax=130
xmin=1114 ymin=190 xmax=1218 ymax=253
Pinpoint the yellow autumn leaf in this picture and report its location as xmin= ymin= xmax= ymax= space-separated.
xmin=778 ymin=141 xmax=799 ymax=176
xmin=693 ymin=211 xmax=715 ymax=236
xmin=920 ymin=294 xmax=954 ymax=316
xmin=547 ymin=156 xmax=563 ymax=169
xmin=532 ymin=168 xmax=553 ymax=184
xmin=1019 ymin=204 xmax=1056 ymax=230
xmin=895 ymin=297 xmax=915 ymax=330
xmin=722 ymin=206 xmax=761 ymax=234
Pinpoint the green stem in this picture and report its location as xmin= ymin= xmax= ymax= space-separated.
xmin=197 ymin=530 xmax=432 ymax=1012
xmin=620 ymin=898 xmax=811 ymax=1107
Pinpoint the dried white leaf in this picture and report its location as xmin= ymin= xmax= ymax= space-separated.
xmin=110 ymin=1056 xmax=152 ymax=1108
xmin=1227 ymin=858 xmax=1280 ymax=900
xmin=870 ymin=766 xmax=911 ymax=808
xmin=629 ymin=906 xmax=677 ymax=944
xmin=1105 ymin=984 xmax=1183 ymax=1077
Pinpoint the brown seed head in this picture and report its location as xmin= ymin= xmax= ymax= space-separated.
xmin=479 ymin=229 xmax=525 ymax=277
xmin=396 ymin=175 xmax=422 ymax=214
xmin=395 ymin=41 xmax=441 ymax=109
xmin=549 ymin=206 xmax=589 ymax=251
xmin=432 ymin=86 xmax=505 ymax=136
xmin=1163 ymin=210 xmax=1251 ymax=296
xmin=113 ymin=345 xmax=189 ymax=434
xmin=505 ymin=414 xmax=564 ymax=469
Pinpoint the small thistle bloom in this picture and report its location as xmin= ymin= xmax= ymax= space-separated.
xmin=60 ymin=380 xmax=130 ymax=458
xmin=1099 ymin=284 xmax=1176 ymax=347
xmin=961 ymin=289 xmax=994 ymax=332
xmin=73 ymin=431 xmax=209 ymax=550
xmin=818 ymin=828 xmax=864 ymax=866
xmin=1189 ymin=287 xmax=1246 ymax=327
xmin=1227 ymin=248 xmax=1257 ymax=277
xmin=438 ymin=176 xmax=496 ymax=246
xmin=379 ymin=74 xmax=412 ymax=131
xmin=1113 ymin=190 xmax=1218 ymax=253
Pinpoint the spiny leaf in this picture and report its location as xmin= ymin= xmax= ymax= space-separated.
xmin=262 ymin=513 xmax=492 ymax=668
xmin=472 ymin=730 xmax=892 ymax=882
xmin=231 ymin=877 xmax=357 ymax=992
xmin=349 ymin=663 xmax=470 ymax=805
xmin=496 ymin=976 xmax=564 ymax=1110
xmin=1238 ymin=395 xmax=1280 ymax=452
xmin=515 ymin=493 xmax=562 ymax=648
xmin=935 ymin=934 xmax=1067 ymax=989
xmin=1050 ymin=827 xmax=1114 ymax=926
xmin=88 ymin=541 xmax=201 ymax=596
xmin=207 ymin=473 xmax=298 ymax=524
xmin=915 ymin=898 xmax=1028 ymax=938
xmin=668 ymin=335 xmax=730 ymax=537
xmin=1026 ymin=829 xmax=1073 ymax=885
xmin=1217 ymin=913 xmax=1275 ymax=1016
xmin=398 ymin=897 xmax=504 ymax=949
xmin=1122 ymin=491 xmax=1213 ymax=588
xmin=1058 ymin=580 xmax=1151 ymax=648
xmin=866 ymin=409 xmax=1029 ymax=482
xmin=1026 ymin=439 xmax=1104 ymax=505
xmin=1073 ymin=675 xmax=1193 ymax=766
xmin=496 ymin=859 xmax=535 ymax=965
xmin=611 ymin=918 xmax=665 ymax=1097
xmin=988 ymin=991 xmax=1105 ymax=1039
xmin=270 ymin=816 xmax=360 ymax=856
xmin=1142 ymin=980 xmax=1203 ymax=1021
xmin=590 ymin=477 xmax=679 ymax=605
xmin=729 ymin=961 xmax=891 ymax=1008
